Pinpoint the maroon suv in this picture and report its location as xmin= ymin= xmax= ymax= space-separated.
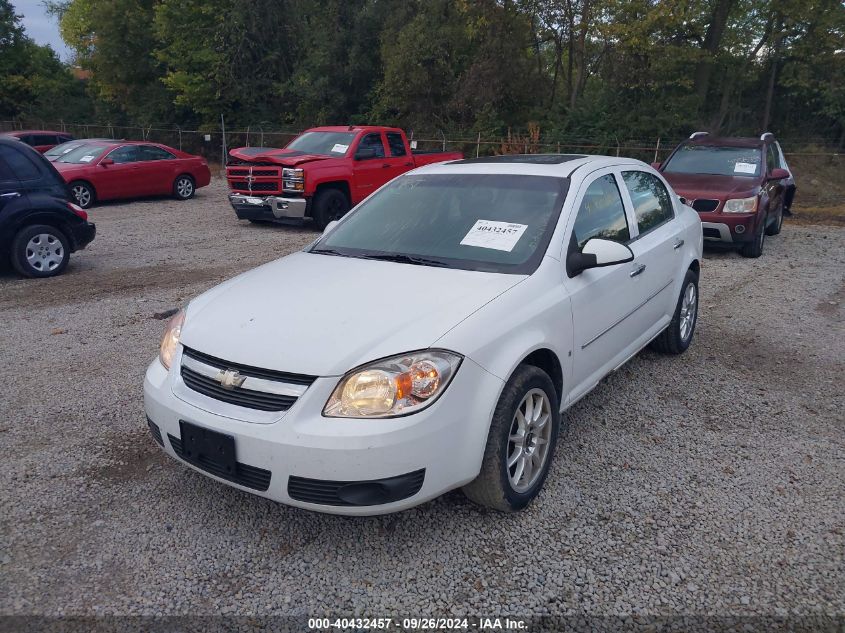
xmin=655 ymin=132 xmax=794 ymax=258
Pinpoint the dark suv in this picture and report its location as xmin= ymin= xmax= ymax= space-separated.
xmin=0 ymin=138 xmax=96 ymax=277
xmin=656 ymin=132 xmax=795 ymax=258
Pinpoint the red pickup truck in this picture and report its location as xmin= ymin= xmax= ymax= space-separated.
xmin=226 ymin=126 xmax=463 ymax=228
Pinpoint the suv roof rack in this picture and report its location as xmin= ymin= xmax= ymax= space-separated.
xmin=689 ymin=131 xmax=709 ymax=140
xmin=760 ymin=132 xmax=775 ymax=142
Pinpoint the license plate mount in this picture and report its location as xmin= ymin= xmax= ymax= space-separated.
xmin=179 ymin=420 xmax=237 ymax=475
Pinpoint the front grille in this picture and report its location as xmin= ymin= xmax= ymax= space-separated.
xmin=146 ymin=417 xmax=163 ymax=446
xmin=703 ymin=227 xmax=722 ymax=239
xmin=229 ymin=181 xmax=279 ymax=192
xmin=168 ymin=434 xmax=271 ymax=491
xmin=180 ymin=347 xmax=315 ymax=412
xmin=692 ymin=199 xmax=720 ymax=212
xmin=288 ymin=469 xmax=425 ymax=506
xmin=227 ymin=168 xmax=278 ymax=177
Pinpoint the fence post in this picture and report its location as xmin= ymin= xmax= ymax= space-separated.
xmin=440 ymin=130 xmax=446 ymax=151
xmin=176 ymin=125 xmax=182 ymax=150
xmin=653 ymin=137 xmax=661 ymax=163
xmin=246 ymin=125 xmax=250 ymax=148
xmin=476 ymin=132 xmax=481 ymax=158
xmin=615 ymin=136 xmax=620 ymax=157
xmin=221 ymin=114 xmax=227 ymax=166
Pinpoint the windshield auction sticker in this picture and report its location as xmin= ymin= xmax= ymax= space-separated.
xmin=331 ymin=144 xmax=349 ymax=154
xmin=734 ymin=162 xmax=756 ymax=174
xmin=460 ymin=220 xmax=528 ymax=252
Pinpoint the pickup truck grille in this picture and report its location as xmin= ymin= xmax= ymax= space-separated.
xmin=180 ymin=347 xmax=316 ymax=412
xmin=226 ymin=164 xmax=283 ymax=195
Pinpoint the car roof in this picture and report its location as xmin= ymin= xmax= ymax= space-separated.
xmin=413 ymin=154 xmax=648 ymax=178
xmin=686 ymin=136 xmax=766 ymax=148
xmin=306 ymin=125 xmax=404 ymax=134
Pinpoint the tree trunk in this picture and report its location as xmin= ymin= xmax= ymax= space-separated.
xmin=694 ymin=0 xmax=735 ymax=105
xmin=762 ymin=16 xmax=784 ymax=132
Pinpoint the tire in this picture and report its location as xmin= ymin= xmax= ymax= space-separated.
xmin=462 ymin=365 xmax=560 ymax=512
xmin=312 ymin=188 xmax=349 ymax=230
xmin=765 ymin=204 xmax=783 ymax=236
xmin=173 ymin=175 xmax=195 ymax=200
xmin=69 ymin=181 xmax=95 ymax=209
xmin=10 ymin=224 xmax=70 ymax=278
xmin=740 ymin=221 xmax=765 ymax=258
xmin=650 ymin=269 xmax=698 ymax=355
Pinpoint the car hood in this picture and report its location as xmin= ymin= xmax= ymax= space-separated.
xmin=661 ymin=172 xmax=759 ymax=199
xmin=180 ymin=252 xmax=525 ymax=377
xmin=52 ymin=163 xmax=90 ymax=174
xmin=228 ymin=147 xmax=335 ymax=167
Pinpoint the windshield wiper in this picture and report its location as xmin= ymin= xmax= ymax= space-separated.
xmin=310 ymin=248 xmax=350 ymax=258
xmin=357 ymin=253 xmax=450 ymax=268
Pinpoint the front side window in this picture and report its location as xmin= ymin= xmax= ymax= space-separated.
xmin=108 ymin=146 xmax=143 ymax=164
xmin=767 ymin=144 xmax=779 ymax=171
xmin=313 ymin=173 xmax=568 ymax=274
xmin=356 ymin=133 xmax=386 ymax=159
xmin=622 ymin=171 xmax=674 ymax=236
xmin=386 ymin=132 xmax=407 ymax=157
xmin=663 ymin=144 xmax=763 ymax=178
xmin=286 ymin=131 xmax=355 ymax=156
xmin=572 ymin=174 xmax=630 ymax=249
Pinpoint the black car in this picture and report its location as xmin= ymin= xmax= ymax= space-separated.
xmin=0 ymin=138 xmax=96 ymax=277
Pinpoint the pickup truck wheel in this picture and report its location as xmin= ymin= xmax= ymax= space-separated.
xmin=650 ymin=270 xmax=698 ymax=355
xmin=11 ymin=224 xmax=70 ymax=278
xmin=69 ymin=181 xmax=95 ymax=209
xmin=740 ymin=222 xmax=765 ymax=258
xmin=462 ymin=365 xmax=560 ymax=512
xmin=765 ymin=204 xmax=783 ymax=236
xmin=173 ymin=175 xmax=195 ymax=200
xmin=312 ymin=189 xmax=349 ymax=230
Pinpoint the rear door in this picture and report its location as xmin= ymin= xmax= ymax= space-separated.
xmin=136 ymin=144 xmax=178 ymax=195
xmin=618 ymin=169 xmax=682 ymax=337
xmin=0 ymin=151 xmax=28 ymax=226
xmin=351 ymin=132 xmax=390 ymax=203
xmin=383 ymin=132 xmax=414 ymax=182
xmin=563 ymin=169 xmax=643 ymax=401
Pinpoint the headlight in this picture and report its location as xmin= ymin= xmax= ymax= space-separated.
xmin=723 ymin=196 xmax=758 ymax=213
xmin=282 ymin=167 xmax=304 ymax=192
xmin=323 ymin=350 xmax=462 ymax=418
xmin=159 ymin=309 xmax=185 ymax=369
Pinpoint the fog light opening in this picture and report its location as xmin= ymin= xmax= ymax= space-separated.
xmin=734 ymin=225 xmax=746 ymax=234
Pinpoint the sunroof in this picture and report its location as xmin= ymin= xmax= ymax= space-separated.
xmin=450 ymin=154 xmax=587 ymax=165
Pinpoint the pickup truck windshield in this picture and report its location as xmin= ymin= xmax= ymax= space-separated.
xmin=664 ymin=145 xmax=762 ymax=178
xmin=55 ymin=144 xmax=109 ymax=164
xmin=312 ymin=173 xmax=568 ymax=274
xmin=286 ymin=132 xmax=356 ymax=157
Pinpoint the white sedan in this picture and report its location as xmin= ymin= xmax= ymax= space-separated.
xmin=144 ymin=154 xmax=703 ymax=515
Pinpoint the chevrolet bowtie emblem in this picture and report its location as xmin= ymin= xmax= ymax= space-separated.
xmin=216 ymin=369 xmax=246 ymax=390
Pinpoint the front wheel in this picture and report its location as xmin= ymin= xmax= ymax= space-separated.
xmin=462 ymin=365 xmax=560 ymax=512
xmin=69 ymin=181 xmax=95 ymax=209
xmin=650 ymin=269 xmax=698 ymax=355
xmin=173 ymin=175 xmax=195 ymax=200
xmin=740 ymin=222 xmax=765 ymax=258
xmin=10 ymin=224 xmax=70 ymax=278
xmin=765 ymin=204 xmax=783 ymax=236
xmin=312 ymin=188 xmax=349 ymax=230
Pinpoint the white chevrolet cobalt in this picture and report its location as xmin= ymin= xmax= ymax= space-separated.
xmin=144 ymin=154 xmax=703 ymax=515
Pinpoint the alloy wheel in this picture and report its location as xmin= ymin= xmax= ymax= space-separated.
xmin=506 ymin=388 xmax=553 ymax=492
xmin=177 ymin=177 xmax=193 ymax=198
xmin=679 ymin=282 xmax=697 ymax=342
xmin=72 ymin=185 xmax=91 ymax=208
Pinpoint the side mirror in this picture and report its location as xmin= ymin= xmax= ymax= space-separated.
xmin=768 ymin=167 xmax=789 ymax=181
xmin=100 ymin=158 xmax=114 ymax=166
xmin=355 ymin=147 xmax=377 ymax=160
xmin=678 ymin=196 xmax=688 ymax=206
xmin=567 ymin=238 xmax=634 ymax=277
xmin=650 ymin=161 xmax=662 ymax=170
xmin=323 ymin=220 xmax=338 ymax=234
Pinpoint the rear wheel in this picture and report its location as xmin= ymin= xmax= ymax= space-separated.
xmin=173 ymin=175 xmax=195 ymax=200
xmin=462 ymin=365 xmax=560 ymax=512
xmin=312 ymin=188 xmax=349 ymax=230
xmin=650 ymin=270 xmax=698 ymax=355
xmin=69 ymin=181 xmax=95 ymax=209
xmin=10 ymin=224 xmax=70 ymax=278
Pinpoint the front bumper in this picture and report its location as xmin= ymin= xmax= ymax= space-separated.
xmin=143 ymin=349 xmax=503 ymax=515
xmin=229 ymin=193 xmax=309 ymax=221
xmin=69 ymin=221 xmax=96 ymax=251
xmin=699 ymin=212 xmax=757 ymax=244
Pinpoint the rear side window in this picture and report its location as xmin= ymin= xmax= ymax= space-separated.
xmin=767 ymin=144 xmax=779 ymax=171
xmin=139 ymin=145 xmax=175 ymax=160
xmin=386 ymin=132 xmax=406 ymax=157
xmin=572 ymin=174 xmax=630 ymax=248
xmin=0 ymin=144 xmax=42 ymax=181
xmin=33 ymin=134 xmax=58 ymax=145
xmin=622 ymin=171 xmax=673 ymax=236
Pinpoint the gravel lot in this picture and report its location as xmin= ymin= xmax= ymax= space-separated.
xmin=1 ymin=177 xmax=843 ymax=620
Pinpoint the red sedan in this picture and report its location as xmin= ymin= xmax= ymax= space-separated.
xmin=1 ymin=130 xmax=75 ymax=153
xmin=52 ymin=141 xmax=211 ymax=209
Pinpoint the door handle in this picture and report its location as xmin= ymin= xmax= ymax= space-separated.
xmin=673 ymin=239 xmax=685 ymax=250
xmin=629 ymin=263 xmax=647 ymax=278
xmin=404 ymin=162 xmax=413 ymax=167
xmin=0 ymin=192 xmax=21 ymax=199
xmin=382 ymin=163 xmax=391 ymax=168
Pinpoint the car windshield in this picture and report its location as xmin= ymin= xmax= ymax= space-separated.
xmin=663 ymin=144 xmax=762 ymax=177
xmin=311 ymin=173 xmax=568 ymax=274
xmin=45 ymin=141 xmax=85 ymax=159
xmin=55 ymin=144 xmax=109 ymax=164
xmin=286 ymin=132 xmax=356 ymax=156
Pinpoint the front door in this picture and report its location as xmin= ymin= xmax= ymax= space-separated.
xmin=563 ymin=169 xmax=645 ymax=402
xmin=97 ymin=145 xmax=146 ymax=199
xmin=351 ymin=132 xmax=389 ymax=204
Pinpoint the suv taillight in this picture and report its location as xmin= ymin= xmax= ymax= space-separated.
xmin=68 ymin=202 xmax=88 ymax=221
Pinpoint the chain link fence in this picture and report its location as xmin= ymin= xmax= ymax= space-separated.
xmin=2 ymin=119 xmax=840 ymax=168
